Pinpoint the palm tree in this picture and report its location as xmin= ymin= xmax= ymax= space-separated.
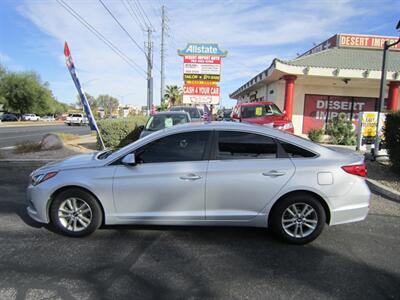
xmin=164 ymin=85 xmax=182 ymax=107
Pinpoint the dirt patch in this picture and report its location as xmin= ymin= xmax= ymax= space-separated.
xmin=0 ymin=146 xmax=82 ymax=160
xmin=367 ymin=160 xmax=400 ymax=192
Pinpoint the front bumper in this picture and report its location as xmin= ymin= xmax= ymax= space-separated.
xmin=26 ymin=184 xmax=51 ymax=224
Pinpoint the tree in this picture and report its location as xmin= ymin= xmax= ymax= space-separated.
xmin=0 ymin=71 xmax=53 ymax=114
xmin=164 ymin=85 xmax=182 ymax=106
xmin=96 ymin=94 xmax=119 ymax=117
xmin=0 ymin=69 xmax=69 ymax=115
xmin=75 ymin=92 xmax=97 ymax=111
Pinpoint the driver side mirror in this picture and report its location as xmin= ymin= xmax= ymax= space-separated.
xmin=122 ymin=153 xmax=136 ymax=166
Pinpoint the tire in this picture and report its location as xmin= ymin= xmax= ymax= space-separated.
xmin=269 ymin=193 xmax=326 ymax=245
xmin=50 ymin=188 xmax=102 ymax=237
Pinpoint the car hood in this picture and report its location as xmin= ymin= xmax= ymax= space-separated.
xmin=34 ymin=152 xmax=102 ymax=174
xmin=242 ymin=115 xmax=288 ymax=125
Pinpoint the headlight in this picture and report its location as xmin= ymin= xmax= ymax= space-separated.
xmin=282 ymin=122 xmax=293 ymax=129
xmin=31 ymin=172 xmax=58 ymax=186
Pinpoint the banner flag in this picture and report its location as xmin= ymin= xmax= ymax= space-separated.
xmin=63 ymin=41 xmax=105 ymax=149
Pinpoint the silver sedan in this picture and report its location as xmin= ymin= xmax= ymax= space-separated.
xmin=27 ymin=122 xmax=370 ymax=244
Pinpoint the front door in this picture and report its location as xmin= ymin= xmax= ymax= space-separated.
xmin=205 ymin=130 xmax=295 ymax=220
xmin=113 ymin=131 xmax=211 ymax=221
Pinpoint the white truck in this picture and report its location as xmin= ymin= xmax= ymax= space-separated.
xmin=65 ymin=113 xmax=89 ymax=126
xmin=22 ymin=114 xmax=41 ymax=121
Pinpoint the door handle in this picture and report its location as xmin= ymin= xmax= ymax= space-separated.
xmin=180 ymin=174 xmax=202 ymax=181
xmin=262 ymin=170 xmax=286 ymax=177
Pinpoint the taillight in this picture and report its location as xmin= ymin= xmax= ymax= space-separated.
xmin=341 ymin=164 xmax=367 ymax=177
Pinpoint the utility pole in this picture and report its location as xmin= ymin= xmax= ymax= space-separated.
xmin=146 ymin=28 xmax=153 ymax=115
xmin=373 ymin=20 xmax=400 ymax=158
xmin=160 ymin=5 xmax=166 ymax=105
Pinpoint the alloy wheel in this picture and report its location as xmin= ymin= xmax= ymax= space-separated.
xmin=58 ymin=197 xmax=92 ymax=232
xmin=281 ymin=203 xmax=318 ymax=238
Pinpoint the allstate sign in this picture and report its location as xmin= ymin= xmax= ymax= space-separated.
xmin=178 ymin=43 xmax=227 ymax=57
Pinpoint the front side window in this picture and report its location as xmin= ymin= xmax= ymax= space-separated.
xmin=136 ymin=131 xmax=209 ymax=163
xmin=216 ymin=131 xmax=277 ymax=159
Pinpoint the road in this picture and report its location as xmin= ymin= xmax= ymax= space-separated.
xmin=0 ymin=162 xmax=399 ymax=299
xmin=0 ymin=124 xmax=91 ymax=148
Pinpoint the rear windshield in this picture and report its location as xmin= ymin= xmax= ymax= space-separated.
xmin=170 ymin=107 xmax=200 ymax=119
xmin=145 ymin=114 xmax=189 ymax=131
xmin=72 ymin=114 xmax=83 ymax=117
xmin=241 ymin=104 xmax=282 ymax=118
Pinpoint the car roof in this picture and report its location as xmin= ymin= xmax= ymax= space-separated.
xmin=154 ymin=111 xmax=189 ymax=116
xmin=237 ymin=101 xmax=274 ymax=107
xmin=170 ymin=106 xmax=198 ymax=110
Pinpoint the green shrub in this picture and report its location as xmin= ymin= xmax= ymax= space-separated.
xmin=384 ymin=111 xmax=400 ymax=175
xmin=96 ymin=116 xmax=148 ymax=149
xmin=326 ymin=113 xmax=356 ymax=145
xmin=308 ymin=128 xmax=324 ymax=143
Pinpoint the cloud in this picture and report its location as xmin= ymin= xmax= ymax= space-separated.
xmin=17 ymin=0 xmax=387 ymax=106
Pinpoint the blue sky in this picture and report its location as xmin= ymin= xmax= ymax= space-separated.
xmin=0 ymin=0 xmax=399 ymax=108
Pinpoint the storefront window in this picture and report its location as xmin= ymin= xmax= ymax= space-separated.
xmin=302 ymin=94 xmax=377 ymax=134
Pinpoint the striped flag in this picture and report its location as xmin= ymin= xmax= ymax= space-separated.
xmin=203 ymin=104 xmax=211 ymax=122
xmin=63 ymin=42 xmax=105 ymax=149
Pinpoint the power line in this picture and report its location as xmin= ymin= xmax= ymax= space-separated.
xmin=121 ymin=0 xmax=145 ymax=31
xmin=56 ymin=0 xmax=146 ymax=77
xmin=99 ymin=0 xmax=147 ymax=57
xmin=134 ymin=0 xmax=154 ymax=30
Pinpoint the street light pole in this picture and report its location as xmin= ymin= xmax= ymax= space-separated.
xmin=373 ymin=21 xmax=400 ymax=158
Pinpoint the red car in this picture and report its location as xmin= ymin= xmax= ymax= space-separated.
xmin=231 ymin=102 xmax=294 ymax=133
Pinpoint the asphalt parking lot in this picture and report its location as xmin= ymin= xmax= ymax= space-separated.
xmin=0 ymin=162 xmax=399 ymax=299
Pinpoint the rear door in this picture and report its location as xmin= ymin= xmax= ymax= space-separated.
xmin=205 ymin=130 xmax=295 ymax=221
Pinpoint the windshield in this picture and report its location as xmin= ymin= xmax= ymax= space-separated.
xmin=241 ymin=104 xmax=282 ymax=118
xmin=170 ymin=107 xmax=200 ymax=119
xmin=72 ymin=114 xmax=82 ymax=117
xmin=145 ymin=114 xmax=189 ymax=131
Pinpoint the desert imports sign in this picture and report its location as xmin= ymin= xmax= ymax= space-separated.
xmin=339 ymin=34 xmax=400 ymax=50
xmin=302 ymin=94 xmax=377 ymax=134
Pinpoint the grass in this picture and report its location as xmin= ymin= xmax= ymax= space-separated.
xmin=54 ymin=132 xmax=80 ymax=142
xmin=14 ymin=141 xmax=42 ymax=154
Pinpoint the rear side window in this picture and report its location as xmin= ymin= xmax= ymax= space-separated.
xmin=280 ymin=142 xmax=316 ymax=158
xmin=217 ymin=131 xmax=277 ymax=159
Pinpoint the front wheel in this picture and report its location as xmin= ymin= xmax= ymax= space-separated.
xmin=269 ymin=194 xmax=326 ymax=244
xmin=50 ymin=188 xmax=102 ymax=237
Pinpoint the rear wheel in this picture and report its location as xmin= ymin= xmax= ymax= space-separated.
xmin=269 ymin=194 xmax=326 ymax=244
xmin=50 ymin=188 xmax=102 ymax=237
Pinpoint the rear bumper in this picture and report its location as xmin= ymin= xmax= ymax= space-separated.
xmin=329 ymin=180 xmax=371 ymax=225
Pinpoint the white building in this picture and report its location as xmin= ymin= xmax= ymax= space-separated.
xmin=230 ymin=34 xmax=400 ymax=135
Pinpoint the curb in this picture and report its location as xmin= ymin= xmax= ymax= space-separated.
xmin=366 ymin=178 xmax=400 ymax=203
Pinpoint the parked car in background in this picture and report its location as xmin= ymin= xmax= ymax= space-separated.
xmin=232 ymin=102 xmax=294 ymax=133
xmin=140 ymin=111 xmax=190 ymax=138
xmin=42 ymin=115 xmax=55 ymax=122
xmin=22 ymin=114 xmax=41 ymax=121
xmin=65 ymin=113 xmax=89 ymax=126
xmin=217 ymin=108 xmax=233 ymax=121
xmin=27 ymin=122 xmax=370 ymax=244
xmin=0 ymin=114 xmax=18 ymax=122
xmin=169 ymin=106 xmax=202 ymax=121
